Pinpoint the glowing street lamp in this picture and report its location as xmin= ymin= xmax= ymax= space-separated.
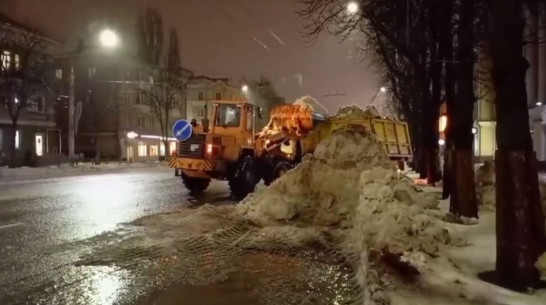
xmin=99 ymin=29 xmax=120 ymax=48
xmin=347 ymin=1 xmax=359 ymax=15
xmin=380 ymin=86 xmax=386 ymax=93
xmin=242 ymin=84 xmax=249 ymax=93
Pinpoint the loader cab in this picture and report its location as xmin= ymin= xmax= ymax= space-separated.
xmin=211 ymin=99 xmax=257 ymax=145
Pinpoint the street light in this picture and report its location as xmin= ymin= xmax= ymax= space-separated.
xmin=347 ymin=1 xmax=359 ymax=14
xmin=242 ymin=84 xmax=249 ymax=93
xmin=99 ymin=29 xmax=119 ymax=48
xmin=380 ymin=86 xmax=386 ymax=93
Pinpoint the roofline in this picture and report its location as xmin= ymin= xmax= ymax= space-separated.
xmin=0 ymin=23 xmax=62 ymax=46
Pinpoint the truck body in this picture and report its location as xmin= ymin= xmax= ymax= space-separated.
xmin=169 ymin=99 xmax=412 ymax=198
xmin=254 ymin=104 xmax=412 ymax=185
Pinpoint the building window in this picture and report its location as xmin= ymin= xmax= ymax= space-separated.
xmin=28 ymin=97 xmax=45 ymax=112
xmin=198 ymin=92 xmax=204 ymax=101
xmin=88 ymin=67 xmax=96 ymax=79
xmin=246 ymin=108 xmax=253 ymax=132
xmin=15 ymin=130 xmax=20 ymax=149
xmin=137 ymin=142 xmax=147 ymax=157
xmin=160 ymin=143 xmax=166 ymax=156
xmin=149 ymin=75 xmax=154 ymax=84
xmin=149 ymin=145 xmax=158 ymax=157
xmin=149 ymin=118 xmax=154 ymax=129
xmin=56 ymin=69 xmax=62 ymax=79
xmin=169 ymin=142 xmax=176 ymax=155
xmin=1 ymin=50 xmax=11 ymax=70
xmin=14 ymin=54 xmax=20 ymax=70
xmin=137 ymin=117 xmax=144 ymax=127
xmin=192 ymin=106 xmax=206 ymax=119
xmin=215 ymin=93 xmax=221 ymax=100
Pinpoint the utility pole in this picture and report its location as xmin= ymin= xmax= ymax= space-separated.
xmin=68 ymin=66 xmax=75 ymax=162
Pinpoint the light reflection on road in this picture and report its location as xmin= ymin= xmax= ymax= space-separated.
xmin=89 ymin=267 xmax=122 ymax=305
xmin=74 ymin=176 xmax=136 ymax=235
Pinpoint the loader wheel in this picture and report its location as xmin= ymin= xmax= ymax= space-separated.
xmin=263 ymin=160 xmax=292 ymax=186
xmin=229 ymin=155 xmax=258 ymax=200
xmin=182 ymin=173 xmax=210 ymax=194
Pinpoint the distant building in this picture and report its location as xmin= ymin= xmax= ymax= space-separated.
xmin=55 ymin=47 xmax=193 ymax=162
xmin=185 ymin=76 xmax=244 ymax=129
xmin=0 ymin=13 xmax=60 ymax=165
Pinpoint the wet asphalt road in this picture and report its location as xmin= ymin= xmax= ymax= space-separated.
xmin=0 ymin=167 xmax=232 ymax=305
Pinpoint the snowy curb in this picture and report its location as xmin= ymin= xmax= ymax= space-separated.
xmin=0 ymin=161 xmax=167 ymax=181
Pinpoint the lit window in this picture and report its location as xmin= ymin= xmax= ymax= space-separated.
xmin=14 ymin=54 xmax=20 ymax=70
xmin=56 ymin=69 xmax=62 ymax=79
xmin=169 ymin=142 xmax=176 ymax=155
xmin=88 ymin=67 xmax=96 ymax=79
xmin=137 ymin=142 xmax=147 ymax=157
xmin=246 ymin=108 xmax=253 ymax=132
xmin=1 ymin=50 xmax=11 ymax=70
xmin=149 ymin=75 xmax=154 ymax=84
xmin=15 ymin=130 xmax=20 ymax=149
xmin=160 ymin=143 xmax=166 ymax=156
xmin=149 ymin=145 xmax=158 ymax=157
xmin=439 ymin=115 xmax=448 ymax=133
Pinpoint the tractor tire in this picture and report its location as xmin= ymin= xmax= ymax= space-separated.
xmin=182 ymin=173 xmax=210 ymax=194
xmin=229 ymin=155 xmax=259 ymax=200
xmin=263 ymin=159 xmax=292 ymax=186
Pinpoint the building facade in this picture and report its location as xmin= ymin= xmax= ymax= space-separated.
xmin=474 ymin=12 xmax=546 ymax=162
xmin=0 ymin=13 xmax=60 ymax=166
xmin=55 ymin=48 xmax=192 ymax=162
xmin=185 ymin=76 xmax=244 ymax=129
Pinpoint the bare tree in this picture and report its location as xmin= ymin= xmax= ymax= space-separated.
xmin=138 ymin=9 xmax=184 ymax=160
xmin=137 ymin=7 xmax=164 ymax=66
xmin=0 ymin=24 xmax=53 ymax=166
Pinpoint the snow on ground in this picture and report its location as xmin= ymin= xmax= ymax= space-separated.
xmin=0 ymin=161 xmax=167 ymax=181
xmin=234 ymin=118 xmax=546 ymax=304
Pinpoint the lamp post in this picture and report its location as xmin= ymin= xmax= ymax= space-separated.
xmin=68 ymin=29 xmax=120 ymax=162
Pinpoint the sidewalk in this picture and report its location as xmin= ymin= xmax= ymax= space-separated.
xmin=0 ymin=161 xmax=168 ymax=182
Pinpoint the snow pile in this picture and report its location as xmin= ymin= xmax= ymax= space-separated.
xmin=475 ymin=161 xmax=495 ymax=207
xmin=476 ymin=161 xmax=546 ymax=214
xmin=239 ymin=122 xmax=448 ymax=267
xmin=335 ymin=105 xmax=382 ymax=119
xmin=537 ymin=253 xmax=546 ymax=278
xmin=292 ymin=95 xmax=329 ymax=117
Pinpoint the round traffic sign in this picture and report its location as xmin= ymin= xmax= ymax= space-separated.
xmin=172 ymin=119 xmax=193 ymax=141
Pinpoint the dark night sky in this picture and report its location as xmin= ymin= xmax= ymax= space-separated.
xmin=1 ymin=0 xmax=381 ymax=112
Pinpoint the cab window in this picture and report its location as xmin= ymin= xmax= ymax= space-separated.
xmin=215 ymin=104 xmax=241 ymax=127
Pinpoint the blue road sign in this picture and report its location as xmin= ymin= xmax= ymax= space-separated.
xmin=172 ymin=119 xmax=193 ymax=141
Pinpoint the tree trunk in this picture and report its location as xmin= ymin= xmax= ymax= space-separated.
xmin=448 ymin=0 xmax=478 ymax=218
xmin=442 ymin=143 xmax=453 ymax=199
xmin=488 ymin=0 xmax=546 ymax=289
xmin=9 ymin=120 xmax=17 ymax=168
xmin=449 ymin=149 xmax=478 ymax=218
xmin=162 ymin=139 xmax=169 ymax=161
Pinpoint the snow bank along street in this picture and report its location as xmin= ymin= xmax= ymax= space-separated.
xmin=0 ymin=161 xmax=167 ymax=182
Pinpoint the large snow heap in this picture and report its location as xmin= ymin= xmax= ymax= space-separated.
xmin=238 ymin=122 xmax=448 ymax=258
xmin=293 ymin=95 xmax=329 ymax=117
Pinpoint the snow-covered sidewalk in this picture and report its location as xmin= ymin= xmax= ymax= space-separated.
xmin=0 ymin=161 xmax=168 ymax=182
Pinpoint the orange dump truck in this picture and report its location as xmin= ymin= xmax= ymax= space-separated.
xmin=169 ymin=98 xmax=412 ymax=199
xmin=254 ymin=104 xmax=413 ymax=185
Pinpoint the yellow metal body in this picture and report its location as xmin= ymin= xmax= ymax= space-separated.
xmin=169 ymin=99 xmax=256 ymax=179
